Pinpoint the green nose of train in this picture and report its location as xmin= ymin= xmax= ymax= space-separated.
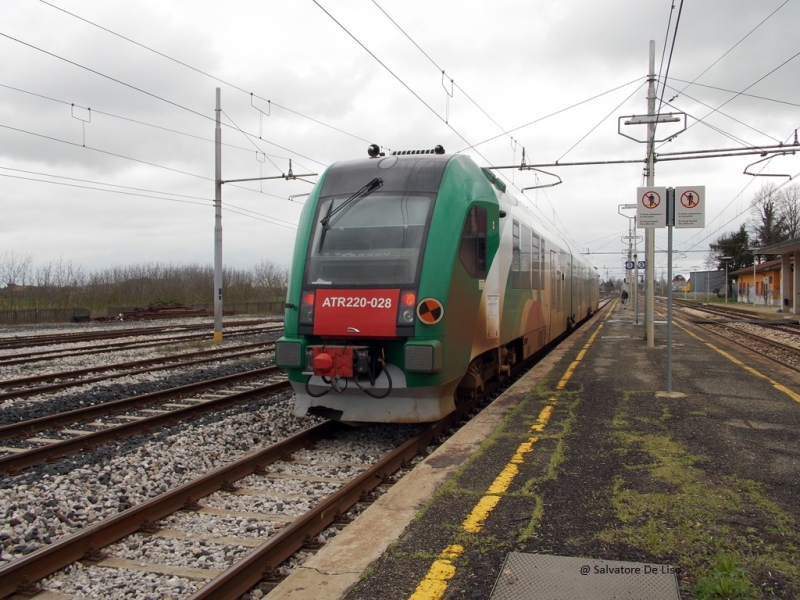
xmin=275 ymin=147 xmax=599 ymax=423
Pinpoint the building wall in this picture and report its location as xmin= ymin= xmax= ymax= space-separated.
xmin=689 ymin=270 xmax=726 ymax=294
xmin=735 ymin=271 xmax=781 ymax=305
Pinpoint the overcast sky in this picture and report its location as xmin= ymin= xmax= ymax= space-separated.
xmin=2 ymin=0 xmax=798 ymax=281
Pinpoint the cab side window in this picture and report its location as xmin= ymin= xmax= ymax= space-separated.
xmin=459 ymin=206 xmax=488 ymax=278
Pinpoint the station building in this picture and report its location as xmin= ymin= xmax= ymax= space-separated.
xmin=731 ymin=235 xmax=800 ymax=313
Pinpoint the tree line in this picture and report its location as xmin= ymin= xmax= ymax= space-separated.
xmin=0 ymin=254 xmax=289 ymax=311
xmin=708 ymin=182 xmax=800 ymax=272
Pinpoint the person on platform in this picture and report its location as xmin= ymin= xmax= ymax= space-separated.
xmin=621 ymin=289 xmax=629 ymax=308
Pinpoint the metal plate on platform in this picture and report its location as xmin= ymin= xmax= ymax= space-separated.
xmin=490 ymin=553 xmax=681 ymax=600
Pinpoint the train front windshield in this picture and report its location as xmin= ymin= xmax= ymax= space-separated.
xmin=305 ymin=192 xmax=434 ymax=286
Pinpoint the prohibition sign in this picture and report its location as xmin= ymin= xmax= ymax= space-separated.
xmin=417 ymin=298 xmax=444 ymax=325
xmin=680 ymin=190 xmax=699 ymax=208
xmin=640 ymin=190 xmax=661 ymax=209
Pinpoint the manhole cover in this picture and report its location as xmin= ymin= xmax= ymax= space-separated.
xmin=490 ymin=553 xmax=681 ymax=599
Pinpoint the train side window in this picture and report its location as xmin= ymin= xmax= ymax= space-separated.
xmin=521 ymin=224 xmax=532 ymax=289
xmin=512 ymin=221 xmax=520 ymax=288
xmin=531 ymin=233 xmax=541 ymax=289
xmin=459 ymin=206 xmax=488 ymax=279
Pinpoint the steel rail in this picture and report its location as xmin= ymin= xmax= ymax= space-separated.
xmin=668 ymin=298 xmax=795 ymax=321
xmin=0 ymin=366 xmax=283 ymax=442
xmin=0 ymin=420 xmax=343 ymax=599
xmin=0 ymin=344 xmax=275 ymax=401
xmin=0 ymin=377 xmax=290 ymax=475
xmin=0 ymin=319 xmax=273 ymax=350
xmin=0 ymin=324 xmax=281 ymax=366
xmin=1 ymin=340 xmax=274 ymax=388
xmin=190 ymin=402 xmax=471 ymax=599
xmin=0 ymin=320 xmax=270 ymax=349
xmin=699 ymin=322 xmax=800 ymax=362
xmin=662 ymin=305 xmax=800 ymax=372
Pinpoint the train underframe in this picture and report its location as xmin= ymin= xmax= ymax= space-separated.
xmin=292 ymin=331 xmax=546 ymax=423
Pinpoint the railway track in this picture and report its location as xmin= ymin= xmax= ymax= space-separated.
xmin=0 ymin=411 xmax=464 ymax=599
xmin=0 ymin=341 xmax=276 ymax=401
xmin=0 ymin=324 xmax=282 ymax=367
xmin=695 ymin=322 xmax=800 ymax=371
xmin=658 ymin=298 xmax=800 ymax=371
xmin=0 ymin=319 xmax=276 ymax=351
xmin=0 ymin=367 xmax=289 ymax=474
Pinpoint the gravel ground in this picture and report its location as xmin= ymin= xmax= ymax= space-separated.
xmin=0 ymin=387 xmax=311 ymax=563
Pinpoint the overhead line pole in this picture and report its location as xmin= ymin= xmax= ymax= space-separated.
xmin=645 ymin=41 xmax=656 ymax=347
xmin=212 ymin=89 xmax=318 ymax=343
xmin=214 ymin=88 xmax=223 ymax=342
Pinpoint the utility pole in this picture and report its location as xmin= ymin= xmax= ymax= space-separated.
xmin=214 ymin=88 xmax=223 ymax=342
xmin=644 ymin=40 xmax=656 ymax=347
xmin=212 ymin=89 xmax=318 ymax=343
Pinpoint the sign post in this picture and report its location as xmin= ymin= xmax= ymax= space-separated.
xmin=665 ymin=186 xmax=704 ymax=392
xmin=635 ymin=185 xmax=704 ymax=393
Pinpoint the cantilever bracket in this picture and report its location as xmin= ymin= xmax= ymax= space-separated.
xmin=744 ymin=151 xmax=797 ymax=180
xmin=521 ymin=167 xmax=562 ymax=192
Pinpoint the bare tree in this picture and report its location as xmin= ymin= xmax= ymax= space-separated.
xmin=749 ymin=183 xmax=788 ymax=257
xmin=253 ymin=260 xmax=289 ymax=296
xmin=779 ymin=183 xmax=800 ymax=239
xmin=0 ymin=251 xmax=33 ymax=288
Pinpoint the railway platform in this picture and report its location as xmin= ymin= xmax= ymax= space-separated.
xmin=268 ymin=298 xmax=800 ymax=600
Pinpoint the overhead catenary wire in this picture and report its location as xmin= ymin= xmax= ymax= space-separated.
xmin=464 ymin=77 xmax=645 ymax=152
xmin=660 ymin=93 xmax=781 ymax=146
xmin=0 ymin=121 xmax=310 ymax=207
xmin=221 ymin=109 xmax=283 ymax=175
xmin=311 ymin=0 xmax=484 ymax=158
xmin=0 ymin=166 xmax=212 ymax=203
xmin=37 ymin=0 xmax=375 ymax=147
xmin=310 ymin=0 xmax=554 ymax=231
xmin=665 ymin=78 xmax=800 ymax=109
xmin=665 ymin=1 xmax=790 ymax=106
xmin=370 ymin=0 xmax=513 ymax=144
xmin=657 ymin=47 xmax=800 ymax=151
xmin=556 ymin=81 xmax=648 ymax=163
xmin=0 ymin=172 xmax=210 ymax=207
xmin=0 ymin=34 xmax=329 ymax=169
xmin=0 ymin=166 xmax=300 ymax=230
xmin=0 ymin=83 xmax=323 ymax=172
xmin=652 ymin=0 xmax=684 ymax=141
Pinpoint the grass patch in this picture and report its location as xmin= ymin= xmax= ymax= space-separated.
xmin=597 ymin=402 xmax=800 ymax=597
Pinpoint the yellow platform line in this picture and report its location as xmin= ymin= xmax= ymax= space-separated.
xmin=675 ymin=320 xmax=800 ymax=404
xmin=407 ymin=307 xmax=611 ymax=599
xmin=408 ymin=545 xmax=465 ymax=600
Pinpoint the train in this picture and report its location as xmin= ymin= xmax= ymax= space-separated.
xmin=274 ymin=145 xmax=599 ymax=423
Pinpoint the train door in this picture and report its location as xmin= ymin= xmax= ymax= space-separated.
xmin=549 ymin=250 xmax=557 ymax=337
xmin=570 ymin=255 xmax=577 ymax=324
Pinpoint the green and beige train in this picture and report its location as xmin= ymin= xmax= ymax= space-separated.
xmin=275 ymin=146 xmax=599 ymax=422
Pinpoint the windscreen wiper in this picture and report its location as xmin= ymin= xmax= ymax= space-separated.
xmin=318 ymin=177 xmax=383 ymax=250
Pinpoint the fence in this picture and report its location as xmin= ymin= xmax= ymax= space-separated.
xmin=0 ymin=307 xmax=91 ymax=325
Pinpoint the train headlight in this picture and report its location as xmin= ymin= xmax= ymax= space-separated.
xmin=275 ymin=340 xmax=303 ymax=368
xmin=299 ymin=290 xmax=315 ymax=325
xmin=405 ymin=341 xmax=442 ymax=373
xmin=398 ymin=290 xmax=417 ymax=325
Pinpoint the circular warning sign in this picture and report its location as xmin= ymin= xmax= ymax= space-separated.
xmin=640 ymin=190 xmax=661 ymax=209
xmin=417 ymin=298 xmax=444 ymax=325
xmin=680 ymin=190 xmax=699 ymax=208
